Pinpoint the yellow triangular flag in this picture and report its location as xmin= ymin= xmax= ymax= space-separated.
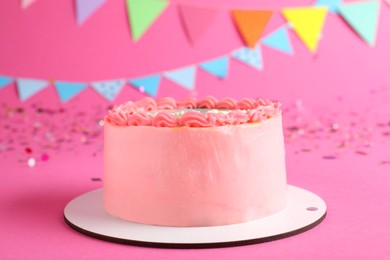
xmin=282 ymin=7 xmax=328 ymax=52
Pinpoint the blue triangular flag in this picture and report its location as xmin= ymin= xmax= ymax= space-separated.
xmin=199 ymin=56 xmax=229 ymax=79
xmin=91 ymin=80 xmax=125 ymax=101
xmin=314 ymin=0 xmax=342 ymax=13
xmin=129 ymin=74 xmax=161 ymax=97
xmin=164 ymin=66 xmax=197 ymax=90
xmin=231 ymin=45 xmax=263 ymax=70
xmin=262 ymin=25 xmax=294 ymax=55
xmin=16 ymin=78 xmax=48 ymax=101
xmin=339 ymin=0 xmax=380 ymax=46
xmin=55 ymin=81 xmax=87 ymax=102
xmin=0 ymin=76 xmax=13 ymax=89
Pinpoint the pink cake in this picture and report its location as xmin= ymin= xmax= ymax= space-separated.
xmin=103 ymin=96 xmax=287 ymax=227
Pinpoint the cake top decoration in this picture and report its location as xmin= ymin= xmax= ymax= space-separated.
xmin=105 ymin=96 xmax=281 ymax=127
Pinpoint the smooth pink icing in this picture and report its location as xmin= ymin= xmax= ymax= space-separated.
xmin=104 ymin=114 xmax=287 ymax=227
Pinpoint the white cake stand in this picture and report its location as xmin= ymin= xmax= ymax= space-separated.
xmin=64 ymin=185 xmax=326 ymax=248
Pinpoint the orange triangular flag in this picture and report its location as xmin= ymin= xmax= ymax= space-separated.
xmin=232 ymin=10 xmax=272 ymax=48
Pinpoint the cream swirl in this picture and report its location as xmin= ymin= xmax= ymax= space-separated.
xmin=135 ymin=97 xmax=157 ymax=112
xmin=127 ymin=112 xmax=153 ymax=126
xmin=156 ymin=97 xmax=177 ymax=110
xmin=177 ymin=97 xmax=197 ymax=109
xmin=153 ymin=112 xmax=179 ymax=127
xmin=229 ymin=110 xmax=250 ymax=125
xmin=206 ymin=112 xmax=229 ymax=126
xmin=196 ymin=96 xmax=218 ymax=109
xmin=179 ymin=111 xmax=211 ymax=127
xmin=216 ymin=98 xmax=237 ymax=109
xmin=237 ymin=98 xmax=257 ymax=110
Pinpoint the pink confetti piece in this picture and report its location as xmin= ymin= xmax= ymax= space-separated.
xmin=323 ymin=155 xmax=337 ymax=160
xmin=41 ymin=153 xmax=49 ymax=161
xmin=355 ymin=151 xmax=368 ymax=156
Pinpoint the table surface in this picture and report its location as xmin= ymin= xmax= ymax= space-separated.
xmin=1 ymin=98 xmax=390 ymax=260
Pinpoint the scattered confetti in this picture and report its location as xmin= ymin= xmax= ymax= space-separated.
xmin=25 ymin=147 xmax=32 ymax=154
xmin=91 ymin=177 xmax=102 ymax=182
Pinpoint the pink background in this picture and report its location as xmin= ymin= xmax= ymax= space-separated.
xmin=1 ymin=0 xmax=390 ymax=259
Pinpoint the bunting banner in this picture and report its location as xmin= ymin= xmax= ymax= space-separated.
xmin=55 ymin=81 xmax=87 ymax=102
xmin=262 ymin=25 xmax=294 ymax=55
xmin=231 ymin=45 xmax=263 ymax=71
xmin=178 ymin=5 xmax=218 ymax=45
xmin=0 ymin=76 xmax=13 ymax=89
xmin=4 ymin=0 xmax=386 ymax=102
xmin=18 ymin=0 xmax=383 ymax=49
xmin=164 ymin=66 xmax=197 ymax=90
xmin=91 ymin=80 xmax=125 ymax=101
xmin=129 ymin=75 xmax=162 ymax=97
xmin=17 ymin=79 xmax=48 ymax=101
xmin=200 ymin=56 xmax=229 ymax=79
xmin=126 ymin=0 xmax=169 ymax=41
xmin=231 ymin=10 xmax=273 ymax=49
xmin=338 ymin=0 xmax=380 ymax=46
xmin=282 ymin=7 xmax=328 ymax=53
xmin=76 ymin=0 xmax=107 ymax=25
xmin=314 ymin=0 xmax=342 ymax=13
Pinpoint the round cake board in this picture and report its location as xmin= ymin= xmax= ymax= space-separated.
xmin=64 ymin=185 xmax=326 ymax=248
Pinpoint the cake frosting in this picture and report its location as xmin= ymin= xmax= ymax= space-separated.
xmin=104 ymin=96 xmax=287 ymax=227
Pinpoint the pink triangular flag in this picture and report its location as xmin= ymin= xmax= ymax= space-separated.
xmin=178 ymin=5 xmax=218 ymax=45
xmin=21 ymin=0 xmax=37 ymax=9
xmin=76 ymin=0 xmax=107 ymax=25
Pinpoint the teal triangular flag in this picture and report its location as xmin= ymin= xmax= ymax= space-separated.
xmin=164 ymin=66 xmax=196 ymax=90
xmin=129 ymin=74 xmax=161 ymax=97
xmin=262 ymin=25 xmax=294 ymax=55
xmin=55 ymin=81 xmax=87 ymax=102
xmin=17 ymin=78 xmax=48 ymax=101
xmin=231 ymin=45 xmax=263 ymax=70
xmin=91 ymin=80 xmax=125 ymax=101
xmin=0 ymin=76 xmax=13 ymax=89
xmin=199 ymin=56 xmax=229 ymax=79
xmin=314 ymin=0 xmax=342 ymax=13
xmin=339 ymin=0 xmax=380 ymax=46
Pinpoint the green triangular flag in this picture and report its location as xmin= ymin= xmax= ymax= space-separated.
xmin=126 ymin=0 xmax=169 ymax=41
xmin=339 ymin=0 xmax=380 ymax=46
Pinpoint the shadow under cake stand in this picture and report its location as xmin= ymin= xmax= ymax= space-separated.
xmin=64 ymin=185 xmax=326 ymax=248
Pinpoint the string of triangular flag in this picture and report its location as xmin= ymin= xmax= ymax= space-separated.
xmin=0 ymin=44 xmax=267 ymax=102
xmin=19 ymin=0 xmax=383 ymax=50
xmin=5 ymin=0 xmax=384 ymax=102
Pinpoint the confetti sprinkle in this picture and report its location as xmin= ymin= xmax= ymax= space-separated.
xmin=27 ymin=158 xmax=36 ymax=167
xmin=91 ymin=177 xmax=102 ymax=181
xmin=25 ymin=147 xmax=32 ymax=154
xmin=41 ymin=153 xmax=49 ymax=161
xmin=323 ymin=155 xmax=338 ymax=160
